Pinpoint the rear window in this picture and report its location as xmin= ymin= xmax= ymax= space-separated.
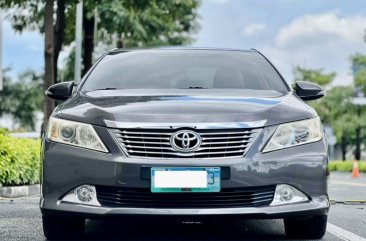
xmin=81 ymin=50 xmax=288 ymax=92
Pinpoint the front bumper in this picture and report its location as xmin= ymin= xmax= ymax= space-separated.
xmin=41 ymin=195 xmax=329 ymax=219
xmin=40 ymin=125 xmax=330 ymax=219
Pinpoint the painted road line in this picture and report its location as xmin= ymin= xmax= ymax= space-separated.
xmin=327 ymin=223 xmax=366 ymax=241
xmin=331 ymin=180 xmax=366 ymax=187
xmin=0 ymin=195 xmax=40 ymax=201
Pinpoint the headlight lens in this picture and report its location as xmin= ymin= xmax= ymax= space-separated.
xmin=47 ymin=117 xmax=108 ymax=152
xmin=263 ymin=117 xmax=322 ymax=153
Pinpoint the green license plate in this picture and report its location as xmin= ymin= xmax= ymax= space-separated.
xmin=151 ymin=167 xmax=221 ymax=193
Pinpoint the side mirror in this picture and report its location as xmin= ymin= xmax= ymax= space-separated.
xmin=45 ymin=81 xmax=76 ymax=101
xmin=295 ymin=81 xmax=325 ymax=101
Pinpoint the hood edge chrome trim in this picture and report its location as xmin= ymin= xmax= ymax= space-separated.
xmin=104 ymin=120 xmax=267 ymax=129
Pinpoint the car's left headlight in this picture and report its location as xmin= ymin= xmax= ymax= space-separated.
xmin=263 ymin=117 xmax=323 ymax=153
xmin=47 ymin=117 xmax=108 ymax=152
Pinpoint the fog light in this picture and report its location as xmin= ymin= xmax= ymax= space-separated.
xmin=76 ymin=185 xmax=95 ymax=202
xmin=278 ymin=185 xmax=294 ymax=201
xmin=270 ymin=184 xmax=308 ymax=206
xmin=61 ymin=185 xmax=101 ymax=206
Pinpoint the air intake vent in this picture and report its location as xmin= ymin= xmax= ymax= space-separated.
xmin=96 ymin=185 xmax=275 ymax=209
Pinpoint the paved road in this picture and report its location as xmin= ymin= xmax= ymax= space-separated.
xmin=329 ymin=172 xmax=366 ymax=202
xmin=0 ymin=172 xmax=365 ymax=241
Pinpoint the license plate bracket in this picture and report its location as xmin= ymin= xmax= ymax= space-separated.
xmin=151 ymin=167 xmax=221 ymax=193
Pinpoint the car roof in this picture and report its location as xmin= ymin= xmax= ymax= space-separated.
xmin=107 ymin=47 xmax=258 ymax=55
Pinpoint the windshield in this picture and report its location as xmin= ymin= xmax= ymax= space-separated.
xmin=81 ymin=50 xmax=288 ymax=92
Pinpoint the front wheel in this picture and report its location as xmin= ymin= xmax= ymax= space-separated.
xmin=284 ymin=215 xmax=327 ymax=239
xmin=42 ymin=215 xmax=85 ymax=240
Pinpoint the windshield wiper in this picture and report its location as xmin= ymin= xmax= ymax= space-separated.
xmin=94 ymin=87 xmax=119 ymax=90
xmin=180 ymin=86 xmax=208 ymax=89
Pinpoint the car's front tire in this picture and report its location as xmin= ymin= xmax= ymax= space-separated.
xmin=42 ymin=215 xmax=85 ymax=240
xmin=284 ymin=215 xmax=327 ymax=239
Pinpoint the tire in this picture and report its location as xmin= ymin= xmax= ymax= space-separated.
xmin=42 ymin=215 xmax=85 ymax=240
xmin=284 ymin=215 xmax=327 ymax=239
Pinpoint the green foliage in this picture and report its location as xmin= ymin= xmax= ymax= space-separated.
xmin=352 ymin=54 xmax=366 ymax=66
xmin=95 ymin=0 xmax=200 ymax=47
xmin=311 ymin=86 xmax=366 ymax=158
xmin=328 ymin=161 xmax=366 ymax=172
xmin=0 ymin=132 xmax=41 ymax=186
xmin=293 ymin=67 xmax=336 ymax=86
xmin=311 ymin=87 xmax=352 ymax=123
xmin=355 ymin=69 xmax=366 ymax=93
xmin=311 ymin=86 xmax=361 ymax=140
xmin=0 ymin=128 xmax=9 ymax=135
xmin=2 ymin=0 xmax=200 ymax=52
xmin=2 ymin=0 xmax=200 ymax=84
xmin=0 ymin=70 xmax=43 ymax=130
xmin=0 ymin=0 xmax=45 ymax=32
xmin=352 ymin=54 xmax=366 ymax=93
xmin=1 ymin=0 xmax=200 ymax=46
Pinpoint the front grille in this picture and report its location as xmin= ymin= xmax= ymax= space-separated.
xmin=110 ymin=128 xmax=261 ymax=158
xmin=96 ymin=185 xmax=275 ymax=209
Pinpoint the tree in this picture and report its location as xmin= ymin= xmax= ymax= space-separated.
xmin=350 ymin=54 xmax=366 ymax=160
xmin=293 ymin=67 xmax=336 ymax=86
xmin=2 ymin=0 xmax=200 ymax=76
xmin=1 ymin=0 xmax=200 ymax=122
xmin=301 ymin=73 xmax=366 ymax=160
xmin=351 ymin=54 xmax=366 ymax=93
xmin=1 ymin=0 xmax=62 ymax=128
xmin=0 ymin=0 xmax=70 ymax=83
xmin=0 ymin=70 xmax=43 ymax=130
xmin=81 ymin=0 xmax=200 ymax=74
xmin=43 ymin=0 xmax=55 ymax=128
xmin=312 ymin=86 xmax=358 ymax=160
xmin=293 ymin=66 xmax=365 ymax=160
xmin=60 ymin=0 xmax=200 ymax=78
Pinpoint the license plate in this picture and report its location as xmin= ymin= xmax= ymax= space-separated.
xmin=151 ymin=167 xmax=221 ymax=193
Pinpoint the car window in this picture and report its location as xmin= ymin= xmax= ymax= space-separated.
xmin=81 ymin=50 xmax=288 ymax=92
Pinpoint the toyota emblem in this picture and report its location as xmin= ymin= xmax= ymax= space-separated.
xmin=170 ymin=130 xmax=202 ymax=152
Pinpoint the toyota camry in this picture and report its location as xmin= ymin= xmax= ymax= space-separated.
xmin=41 ymin=48 xmax=329 ymax=240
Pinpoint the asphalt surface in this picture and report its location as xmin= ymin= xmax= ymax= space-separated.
xmin=329 ymin=172 xmax=366 ymax=201
xmin=0 ymin=172 xmax=365 ymax=241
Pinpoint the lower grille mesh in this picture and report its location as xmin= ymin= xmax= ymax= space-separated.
xmin=95 ymin=185 xmax=275 ymax=209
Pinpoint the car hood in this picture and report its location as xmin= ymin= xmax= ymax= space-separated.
xmin=57 ymin=89 xmax=314 ymax=128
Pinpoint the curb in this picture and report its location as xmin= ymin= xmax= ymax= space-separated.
xmin=0 ymin=184 xmax=40 ymax=198
xmin=330 ymin=200 xmax=366 ymax=205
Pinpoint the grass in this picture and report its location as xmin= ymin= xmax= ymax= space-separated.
xmin=329 ymin=160 xmax=366 ymax=172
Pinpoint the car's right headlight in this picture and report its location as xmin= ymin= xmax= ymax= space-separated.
xmin=263 ymin=117 xmax=323 ymax=153
xmin=47 ymin=117 xmax=108 ymax=152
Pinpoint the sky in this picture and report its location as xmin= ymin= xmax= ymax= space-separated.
xmin=2 ymin=0 xmax=366 ymax=86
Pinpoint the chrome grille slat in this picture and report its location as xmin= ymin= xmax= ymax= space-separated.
xmin=123 ymin=140 xmax=171 ymax=145
xmin=123 ymin=145 xmax=176 ymax=151
xmin=119 ymin=135 xmax=171 ymax=140
xmin=110 ymin=127 xmax=261 ymax=159
xmin=115 ymin=130 xmax=262 ymax=136
xmin=199 ymin=131 xmax=255 ymax=135
xmin=119 ymin=131 xmax=172 ymax=136
xmin=122 ymin=144 xmax=249 ymax=151
xmin=201 ymin=135 xmax=254 ymax=140
xmin=251 ymin=194 xmax=275 ymax=200
xmin=129 ymin=149 xmax=245 ymax=156
xmin=201 ymin=140 xmax=250 ymax=145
